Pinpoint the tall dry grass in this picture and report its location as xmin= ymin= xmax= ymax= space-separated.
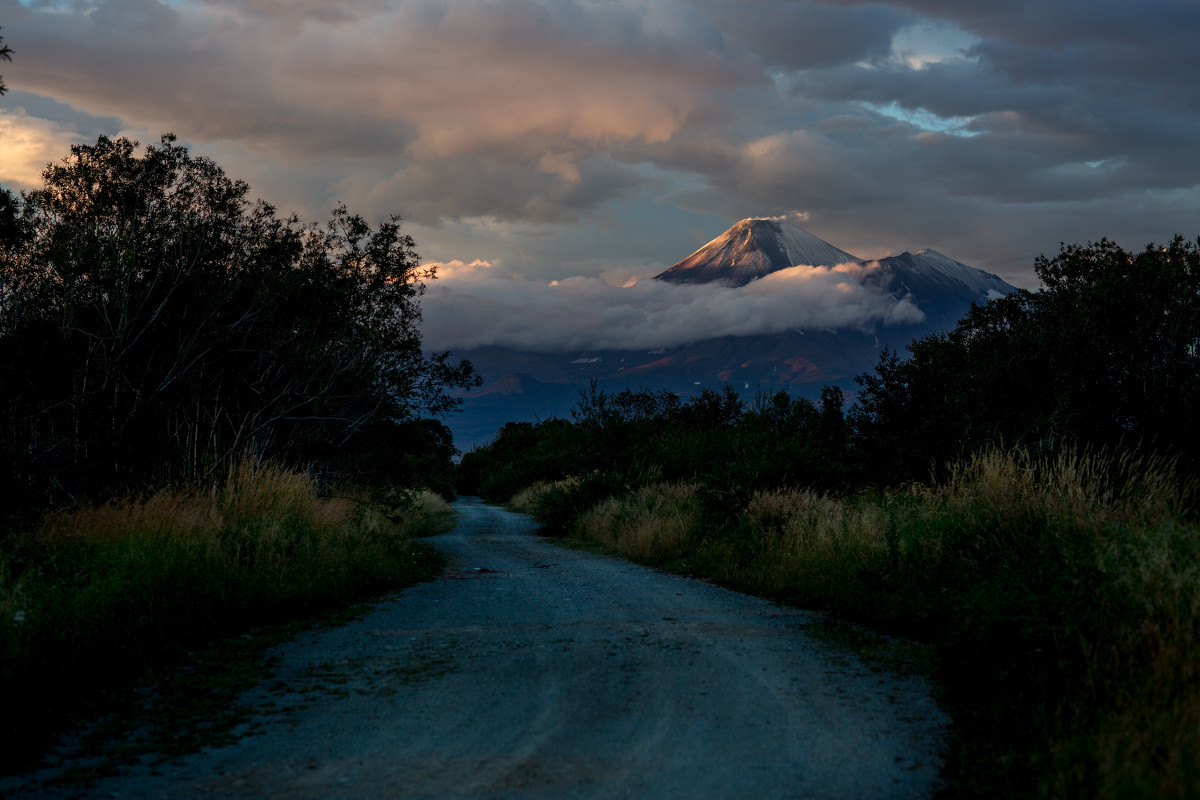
xmin=522 ymin=447 xmax=1200 ymax=799
xmin=733 ymin=489 xmax=891 ymax=601
xmin=0 ymin=461 xmax=448 ymax=770
xmin=508 ymin=479 xmax=575 ymax=516
xmin=905 ymin=449 xmax=1200 ymax=798
xmin=575 ymin=482 xmax=703 ymax=558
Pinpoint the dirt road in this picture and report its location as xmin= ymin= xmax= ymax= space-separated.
xmin=5 ymin=498 xmax=946 ymax=799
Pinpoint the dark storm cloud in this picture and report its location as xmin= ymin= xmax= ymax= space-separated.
xmin=198 ymin=0 xmax=396 ymax=24
xmin=857 ymin=0 xmax=1197 ymax=51
xmin=347 ymin=154 xmax=647 ymax=227
xmin=1 ymin=0 xmax=1198 ymax=289
xmin=2 ymin=0 xmax=757 ymax=221
xmin=5 ymin=0 xmax=418 ymax=158
xmin=615 ymin=0 xmax=1200 ymax=277
xmin=774 ymin=19 xmax=1200 ymax=202
xmin=686 ymin=0 xmax=908 ymax=69
xmin=810 ymin=0 xmax=1200 ymax=140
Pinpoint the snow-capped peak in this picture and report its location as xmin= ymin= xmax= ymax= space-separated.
xmin=885 ymin=249 xmax=1010 ymax=297
xmin=655 ymin=218 xmax=859 ymax=287
xmin=655 ymin=218 xmax=1018 ymax=319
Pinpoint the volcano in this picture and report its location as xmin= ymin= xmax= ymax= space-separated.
xmin=655 ymin=218 xmax=859 ymax=287
xmin=446 ymin=219 xmax=1019 ymax=450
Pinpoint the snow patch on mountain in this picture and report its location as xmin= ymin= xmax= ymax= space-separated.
xmin=425 ymin=218 xmax=1017 ymax=356
xmin=906 ymin=248 xmax=1011 ymax=296
xmin=655 ymin=218 xmax=860 ymax=286
xmin=655 ymin=217 xmax=1016 ymax=311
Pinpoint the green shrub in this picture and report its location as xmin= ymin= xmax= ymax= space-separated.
xmin=509 ymin=471 xmax=627 ymax=536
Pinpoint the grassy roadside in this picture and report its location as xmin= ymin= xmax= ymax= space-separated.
xmin=0 ymin=463 xmax=453 ymax=776
xmin=508 ymin=448 xmax=1200 ymax=799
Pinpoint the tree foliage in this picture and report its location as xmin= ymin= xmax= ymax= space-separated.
xmin=853 ymin=236 xmax=1200 ymax=481
xmin=0 ymin=134 xmax=476 ymax=510
xmin=456 ymin=382 xmax=851 ymax=516
xmin=0 ymin=27 xmax=11 ymax=96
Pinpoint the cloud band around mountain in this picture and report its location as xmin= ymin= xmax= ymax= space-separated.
xmin=420 ymin=260 xmax=924 ymax=353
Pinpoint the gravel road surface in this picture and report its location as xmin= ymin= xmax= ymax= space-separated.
xmin=5 ymin=498 xmax=947 ymax=799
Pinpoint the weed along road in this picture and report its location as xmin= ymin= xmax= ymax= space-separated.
xmin=10 ymin=498 xmax=947 ymax=799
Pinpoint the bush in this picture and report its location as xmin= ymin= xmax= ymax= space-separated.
xmin=574 ymin=482 xmax=704 ymax=558
xmin=506 ymin=471 xmax=627 ymax=536
xmin=456 ymin=385 xmax=853 ymax=508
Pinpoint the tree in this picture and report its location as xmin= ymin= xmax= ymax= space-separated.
xmin=853 ymin=236 xmax=1200 ymax=481
xmin=0 ymin=27 xmax=11 ymax=95
xmin=0 ymin=134 xmax=477 ymax=507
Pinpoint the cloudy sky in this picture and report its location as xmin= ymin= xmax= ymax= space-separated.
xmin=2 ymin=0 xmax=1199 ymax=350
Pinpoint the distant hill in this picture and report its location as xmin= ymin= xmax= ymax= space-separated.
xmin=476 ymin=372 xmax=566 ymax=398
xmin=444 ymin=219 xmax=1018 ymax=451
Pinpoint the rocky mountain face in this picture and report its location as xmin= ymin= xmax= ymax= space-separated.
xmin=444 ymin=219 xmax=1018 ymax=451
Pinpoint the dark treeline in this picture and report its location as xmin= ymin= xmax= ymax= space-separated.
xmin=458 ymin=382 xmax=850 ymax=517
xmin=0 ymin=134 xmax=476 ymax=520
xmin=857 ymin=235 xmax=1200 ymax=483
xmin=461 ymin=233 xmax=1200 ymax=512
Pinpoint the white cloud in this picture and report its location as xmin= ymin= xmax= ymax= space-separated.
xmin=420 ymin=260 xmax=924 ymax=352
xmin=888 ymin=20 xmax=980 ymax=71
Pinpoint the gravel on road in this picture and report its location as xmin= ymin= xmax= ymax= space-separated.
xmin=3 ymin=497 xmax=947 ymax=799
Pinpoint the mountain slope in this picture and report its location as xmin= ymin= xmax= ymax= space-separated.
xmin=655 ymin=218 xmax=859 ymax=287
xmin=446 ymin=221 xmax=1020 ymax=450
xmin=862 ymin=248 xmax=1017 ymax=326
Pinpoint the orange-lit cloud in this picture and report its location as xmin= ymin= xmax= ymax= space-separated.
xmin=1 ymin=0 xmax=1197 ymax=287
xmin=0 ymin=111 xmax=81 ymax=189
